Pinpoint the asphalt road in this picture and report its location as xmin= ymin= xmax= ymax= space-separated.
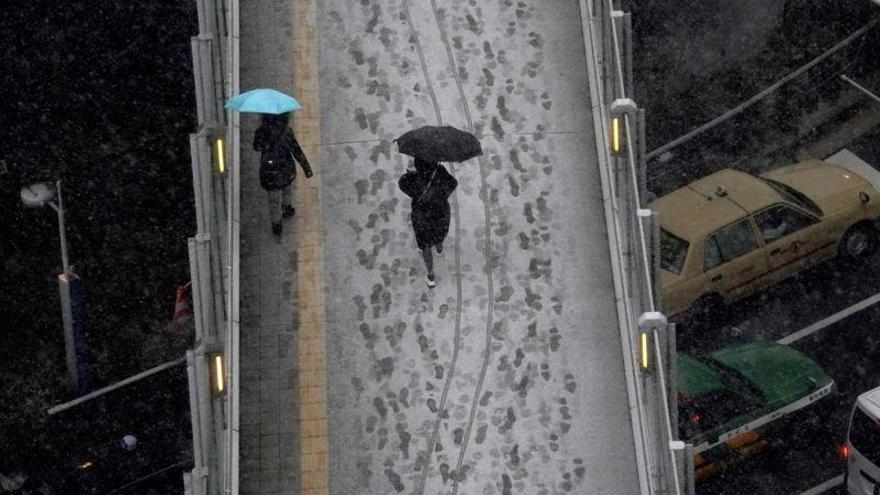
xmin=50 ymin=365 xmax=192 ymax=494
xmin=694 ymin=303 xmax=880 ymax=495
xmin=668 ymin=125 xmax=880 ymax=494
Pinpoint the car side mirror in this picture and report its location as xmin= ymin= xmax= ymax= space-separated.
xmin=859 ymin=192 xmax=870 ymax=204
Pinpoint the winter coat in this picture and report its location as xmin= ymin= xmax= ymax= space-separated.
xmin=399 ymin=165 xmax=458 ymax=249
xmin=254 ymin=122 xmax=312 ymax=191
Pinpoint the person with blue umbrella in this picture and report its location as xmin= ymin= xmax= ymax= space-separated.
xmin=226 ymin=89 xmax=313 ymax=238
xmin=225 ymin=88 xmax=303 ymax=115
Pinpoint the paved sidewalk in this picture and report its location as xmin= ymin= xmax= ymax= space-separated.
xmin=316 ymin=1 xmax=639 ymax=494
xmin=235 ymin=0 xmax=640 ymax=493
xmin=238 ymin=0 xmax=301 ymax=493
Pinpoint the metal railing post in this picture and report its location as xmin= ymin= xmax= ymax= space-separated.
xmin=195 ymin=234 xmax=216 ymax=340
xmin=196 ymin=344 xmax=219 ymax=495
xmin=197 ymin=131 xmax=215 ymax=236
xmin=611 ymin=10 xmax=626 ymax=101
xmin=188 ymin=238 xmax=205 ymax=342
xmin=685 ymin=444 xmax=695 ymax=495
xmin=212 ymin=395 xmax=226 ymax=491
xmin=601 ymin=0 xmax=613 ymax=104
xmin=187 ymin=351 xmax=206 ymax=495
xmin=183 ymin=471 xmax=194 ymax=495
xmin=666 ymin=323 xmax=678 ymax=441
xmin=624 ymin=13 xmax=633 ymax=97
xmin=211 ymin=173 xmax=228 ymax=325
xmin=637 ymin=108 xmax=647 ymax=205
xmin=651 ymin=211 xmax=661 ymax=312
xmin=190 ymin=135 xmax=207 ymax=235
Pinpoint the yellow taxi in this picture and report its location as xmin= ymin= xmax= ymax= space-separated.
xmin=650 ymin=149 xmax=880 ymax=321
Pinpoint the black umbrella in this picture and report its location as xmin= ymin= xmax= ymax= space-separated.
xmin=394 ymin=125 xmax=483 ymax=162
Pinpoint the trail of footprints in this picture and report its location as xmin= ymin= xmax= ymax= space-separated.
xmin=327 ymin=0 xmax=589 ymax=492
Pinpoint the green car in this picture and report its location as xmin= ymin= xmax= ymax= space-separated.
xmin=677 ymin=340 xmax=835 ymax=481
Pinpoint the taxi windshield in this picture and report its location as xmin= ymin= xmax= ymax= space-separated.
xmin=660 ymin=228 xmax=689 ymax=275
xmin=760 ymin=177 xmax=824 ymax=217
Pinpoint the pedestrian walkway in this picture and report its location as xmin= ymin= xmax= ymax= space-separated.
xmin=238 ymin=0 xmax=640 ymax=493
xmin=238 ymin=0 xmax=302 ymax=492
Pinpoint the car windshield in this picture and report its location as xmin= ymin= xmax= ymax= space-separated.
xmin=850 ymin=407 xmax=880 ymax=466
xmin=760 ymin=177 xmax=824 ymax=217
xmin=700 ymin=357 xmax=765 ymax=404
xmin=660 ymin=228 xmax=689 ymax=275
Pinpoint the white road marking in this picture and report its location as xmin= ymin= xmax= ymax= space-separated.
xmin=778 ymin=292 xmax=880 ymax=345
xmin=799 ymin=474 xmax=844 ymax=495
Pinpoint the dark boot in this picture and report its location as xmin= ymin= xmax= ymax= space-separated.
xmin=282 ymin=204 xmax=295 ymax=219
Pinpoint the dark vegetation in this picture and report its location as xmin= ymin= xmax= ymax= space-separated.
xmin=0 ymin=0 xmax=197 ymax=490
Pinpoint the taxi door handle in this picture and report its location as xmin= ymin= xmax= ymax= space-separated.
xmin=770 ymin=248 xmax=782 ymax=256
xmin=711 ymin=274 xmax=722 ymax=281
xmin=737 ymin=266 xmax=754 ymax=275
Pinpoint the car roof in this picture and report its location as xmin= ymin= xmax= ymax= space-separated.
xmin=709 ymin=341 xmax=830 ymax=403
xmin=649 ymin=169 xmax=782 ymax=241
xmin=858 ymin=386 xmax=880 ymax=415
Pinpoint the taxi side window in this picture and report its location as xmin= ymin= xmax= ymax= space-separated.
xmin=705 ymin=219 xmax=758 ymax=270
xmin=754 ymin=205 xmax=817 ymax=243
xmin=706 ymin=238 xmax=722 ymax=270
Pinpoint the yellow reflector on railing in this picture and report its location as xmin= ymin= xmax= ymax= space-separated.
xmin=640 ymin=332 xmax=649 ymax=369
xmin=612 ymin=117 xmax=621 ymax=153
xmin=213 ymin=354 xmax=225 ymax=394
xmin=215 ymin=138 xmax=226 ymax=174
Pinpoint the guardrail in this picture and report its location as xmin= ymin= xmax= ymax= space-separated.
xmin=578 ymin=0 xmax=692 ymax=493
xmin=185 ymin=0 xmax=240 ymax=493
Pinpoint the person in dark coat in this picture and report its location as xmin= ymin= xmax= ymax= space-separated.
xmin=253 ymin=113 xmax=313 ymax=237
xmin=399 ymin=157 xmax=458 ymax=288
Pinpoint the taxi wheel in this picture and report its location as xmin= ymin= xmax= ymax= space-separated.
xmin=839 ymin=224 xmax=877 ymax=260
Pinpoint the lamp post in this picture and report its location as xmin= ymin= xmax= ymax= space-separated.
xmin=21 ymin=180 xmax=91 ymax=394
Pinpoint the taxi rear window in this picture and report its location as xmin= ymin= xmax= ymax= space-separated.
xmin=850 ymin=407 xmax=880 ymax=466
xmin=661 ymin=228 xmax=689 ymax=275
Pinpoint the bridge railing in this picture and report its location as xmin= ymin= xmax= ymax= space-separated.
xmin=578 ymin=0 xmax=693 ymax=493
xmin=185 ymin=0 xmax=240 ymax=493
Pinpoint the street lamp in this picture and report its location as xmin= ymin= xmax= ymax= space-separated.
xmin=21 ymin=181 xmax=70 ymax=272
xmin=20 ymin=180 xmax=91 ymax=394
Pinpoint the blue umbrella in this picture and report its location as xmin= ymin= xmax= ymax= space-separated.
xmin=224 ymin=88 xmax=303 ymax=114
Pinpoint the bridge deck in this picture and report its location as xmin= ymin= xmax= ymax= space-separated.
xmin=237 ymin=0 xmax=638 ymax=493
